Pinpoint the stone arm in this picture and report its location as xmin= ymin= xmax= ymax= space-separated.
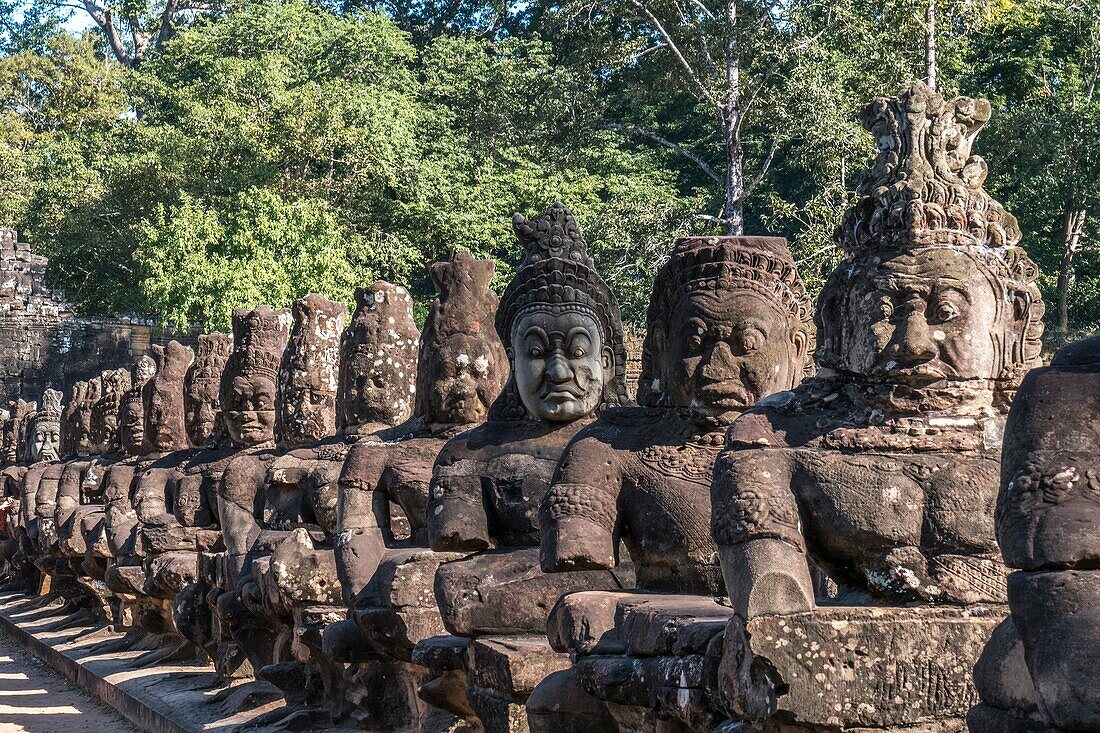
xmin=427 ymin=443 xmax=490 ymax=552
xmin=133 ymin=465 xmax=180 ymax=528
xmin=55 ymin=462 xmax=84 ymax=532
xmin=539 ymin=432 xmax=624 ymax=573
xmin=711 ymin=444 xmax=814 ymax=619
xmin=103 ymin=463 xmax=140 ymax=558
xmin=335 ymin=443 xmax=394 ymax=606
xmin=216 ymin=451 xmax=269 ymax=584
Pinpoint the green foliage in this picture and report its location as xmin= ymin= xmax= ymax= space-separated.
xmin=1 ymin=0 xmax=1099 ymax=331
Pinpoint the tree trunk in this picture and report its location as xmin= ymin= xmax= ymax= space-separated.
xmin=1057 ymin=201 xmax=1087 ymax=333
xmin=723 ymin=0 xmax=743 ymax=235
xmin=924 ymin=0 xmax=936 ymax=90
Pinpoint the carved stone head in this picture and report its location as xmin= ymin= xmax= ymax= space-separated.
xmin=637 ymin=237 xmax=814 ymax=423
xmin=415 ymin=250 xmax=509 ymax=426
xmin=26 ymin=390 xmax=62 ymax=462
xmin=276 ymin=294 xmax=347 ymax=447
xmin=336 ymin=282 xmax=419 ymax=435
xmin=492 ymin=202 xmax=629 ymax=422
xmin=820 ymin=82 xmax=1044 ymax=403
xmin=221 ymin=306 xmax=291 ymax=448
xmin=92 ymin=370 xmax=129 ymax=454
xmin=143 ymin=341 xmax=194 ymax=453
xmin=185 ymin=332 xmax=231 ymax=448
xmin=120 ymin=356 xmax=156 ymax=456
xmin=61 ymin=380 xmax=95 ymax=458
xmin=3 ymin=400 xmax=33 ymax=464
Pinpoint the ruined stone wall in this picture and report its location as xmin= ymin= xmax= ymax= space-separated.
xmin=0 ymin=228 xmax=195 ymax=405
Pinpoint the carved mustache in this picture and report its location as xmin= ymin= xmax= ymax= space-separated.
xmin=538 ymin=381 xmax=587 ymax=399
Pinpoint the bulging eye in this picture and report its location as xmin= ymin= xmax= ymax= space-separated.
xmin=880 ymin=298 xmax=895 ymax=319
xmin=934 ymin=301 xmax=960 ymax=322
xmin=529 ymin=347 xmax=544 ymax=359
xmin=571 ymin=347 xmax=587 ymax=358
xmin=739 ymin=329 xmax=763 ymax=352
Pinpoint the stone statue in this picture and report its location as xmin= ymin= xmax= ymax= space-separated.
xmin=709 ymin=81 xmax=1045 ymax=731
xmin=0 ymin=400 xmax=35 ymax=591
xmin=216 ymin=294 xmax=350 ymax=719
xmin=322 ymin=253 xmax=508 ymax=729
xmin=417 ymin=203 xmax=633 ymax=732
xmin=971 ymin=334 xmax=1100 ymax=733
xmin=53 ymin=373 xmax=121 ymax=628
xmin=185 ymin=333 xmax=232 ymax=449
xmin=209 ymin=304 xmax=295 ymax=679
xmin=531 ymin=235 xmax=814 ymax=731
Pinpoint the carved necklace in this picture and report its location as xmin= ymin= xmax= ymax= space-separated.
xmin=636 ymin=411 xmax=725 ymax=485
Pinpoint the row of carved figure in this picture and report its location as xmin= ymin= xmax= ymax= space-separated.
xmin=0 ymin=80 xmax=1094 ymax=733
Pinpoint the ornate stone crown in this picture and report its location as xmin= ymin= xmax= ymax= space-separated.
xmin=492 ymin=202 xmax=630 ymax=419
xmin=226 ymin=306 xmax=291 ymax=382
xmin=188 ymin=332 xmax=231 ymax=385
xmin=34 ymin=389 xmax=63 ymax=423
xmin=122 ymin=355 xmax=156 ymax=407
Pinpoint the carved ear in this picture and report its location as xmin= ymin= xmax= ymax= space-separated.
xmin=602 ymin=346 xmax=614 ymax=373
xmin=789 ymin=328 xmax=809 ymax=383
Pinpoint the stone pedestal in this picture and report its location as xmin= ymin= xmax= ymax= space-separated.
xmin=718 ymin=606 xmax=1003 ymax=732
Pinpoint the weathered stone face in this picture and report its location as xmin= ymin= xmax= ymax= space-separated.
xmin=4 ymin=399 xmax=33 ymax=464
xmin=185 ymin=333 xmax=230 ymax=448
xmin=826 ymin=248 xmax=1018 ymax=383
xmin=91 ymin=370 xmax=128 ymax=454
xmin=416 ymin=250 xmax=508 ymax=426
xmin=337 ymin=283 xmax=418 ymax=434
xmin=511 ymin=309 xmax=608 ymax=423
xmin=26 ymin=389 xmax=62 ymax=462
xmin=221 ymin=306 xmax=290 ymax=448
xmin=277 ymin=294 xmax=346 ymax=448
xmin=61 ymin=380 xmax=94 ymax=457
xmin=119 ymin=355 xmax=155 ymax=456
xmin=143 ymin=341 xmax=193 ymax=453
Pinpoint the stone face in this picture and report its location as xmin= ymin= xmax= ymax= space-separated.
xmin=184 ymin=332 xmax=230 ymax=449
xmin=142 ymin=341 xmax=193 ymax=454
xmin=973 ymin=334 xmax=1100 ymax=733
xmin=706 ymin=82 xmax=1046 ymax=732
xmin=25 ymin=389 xmax=62 ymax=462
xmin=337 ymin=282 xmax=419 ymax=436
xmin=276 ymin=294 xmax=346 ymax=448
xmin=220 ymin=306 xmax=291 ymax=449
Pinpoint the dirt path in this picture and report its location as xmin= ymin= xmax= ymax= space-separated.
xmin=0 ymin=631 xmax=139 ymax=733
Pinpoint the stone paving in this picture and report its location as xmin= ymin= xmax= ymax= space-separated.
xmin=0 ymin=629 xmax=138 ymax=733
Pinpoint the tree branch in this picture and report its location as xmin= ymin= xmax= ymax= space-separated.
xmin=629 ymin=0 xmax=716 ymax=103
xmin=742 ymin=136 xmax=778 ymax=198
xmin=83 ymin=1 xmax=132 ymax=67
xmin=606 ymin=122 xmax=723 ymax=184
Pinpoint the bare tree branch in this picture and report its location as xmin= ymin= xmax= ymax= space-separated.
xmin=84 ymin=1 xmax=132 ymax=67
xmin=606 ymin=122 xmax=723 ymax=184
xmin=628 ymin=0 xmax=716 ymax=103
xmin=742 ymin=136 xmax=778 ymax=197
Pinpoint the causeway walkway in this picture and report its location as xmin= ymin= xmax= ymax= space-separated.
xmin=0 ymin=630 xmax=138 ymax=733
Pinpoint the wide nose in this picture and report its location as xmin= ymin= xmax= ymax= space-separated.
xmin=895 ymin=310 xmax=937 ymax=362
xmin=701 ymin=340 xmax=737 ymax=381
xmin=546 ymin=353 xmax=572 ymax=383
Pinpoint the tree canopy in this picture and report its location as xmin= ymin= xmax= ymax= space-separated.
xmin=1 ymin=0 xmax=1098 ymax=331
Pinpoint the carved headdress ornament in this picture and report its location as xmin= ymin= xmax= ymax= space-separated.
xmin=224 ymin=306 xmax=291 ymax=384
xmin=122 ymin=355 xmax=156 ymax=407
xmin=189 ymin=333 xmax=231 ymax=386
xmin=492 ymin=203 xmax=630 ymax=419
xmin=34 ymin=389 xmax=63 ymax=424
